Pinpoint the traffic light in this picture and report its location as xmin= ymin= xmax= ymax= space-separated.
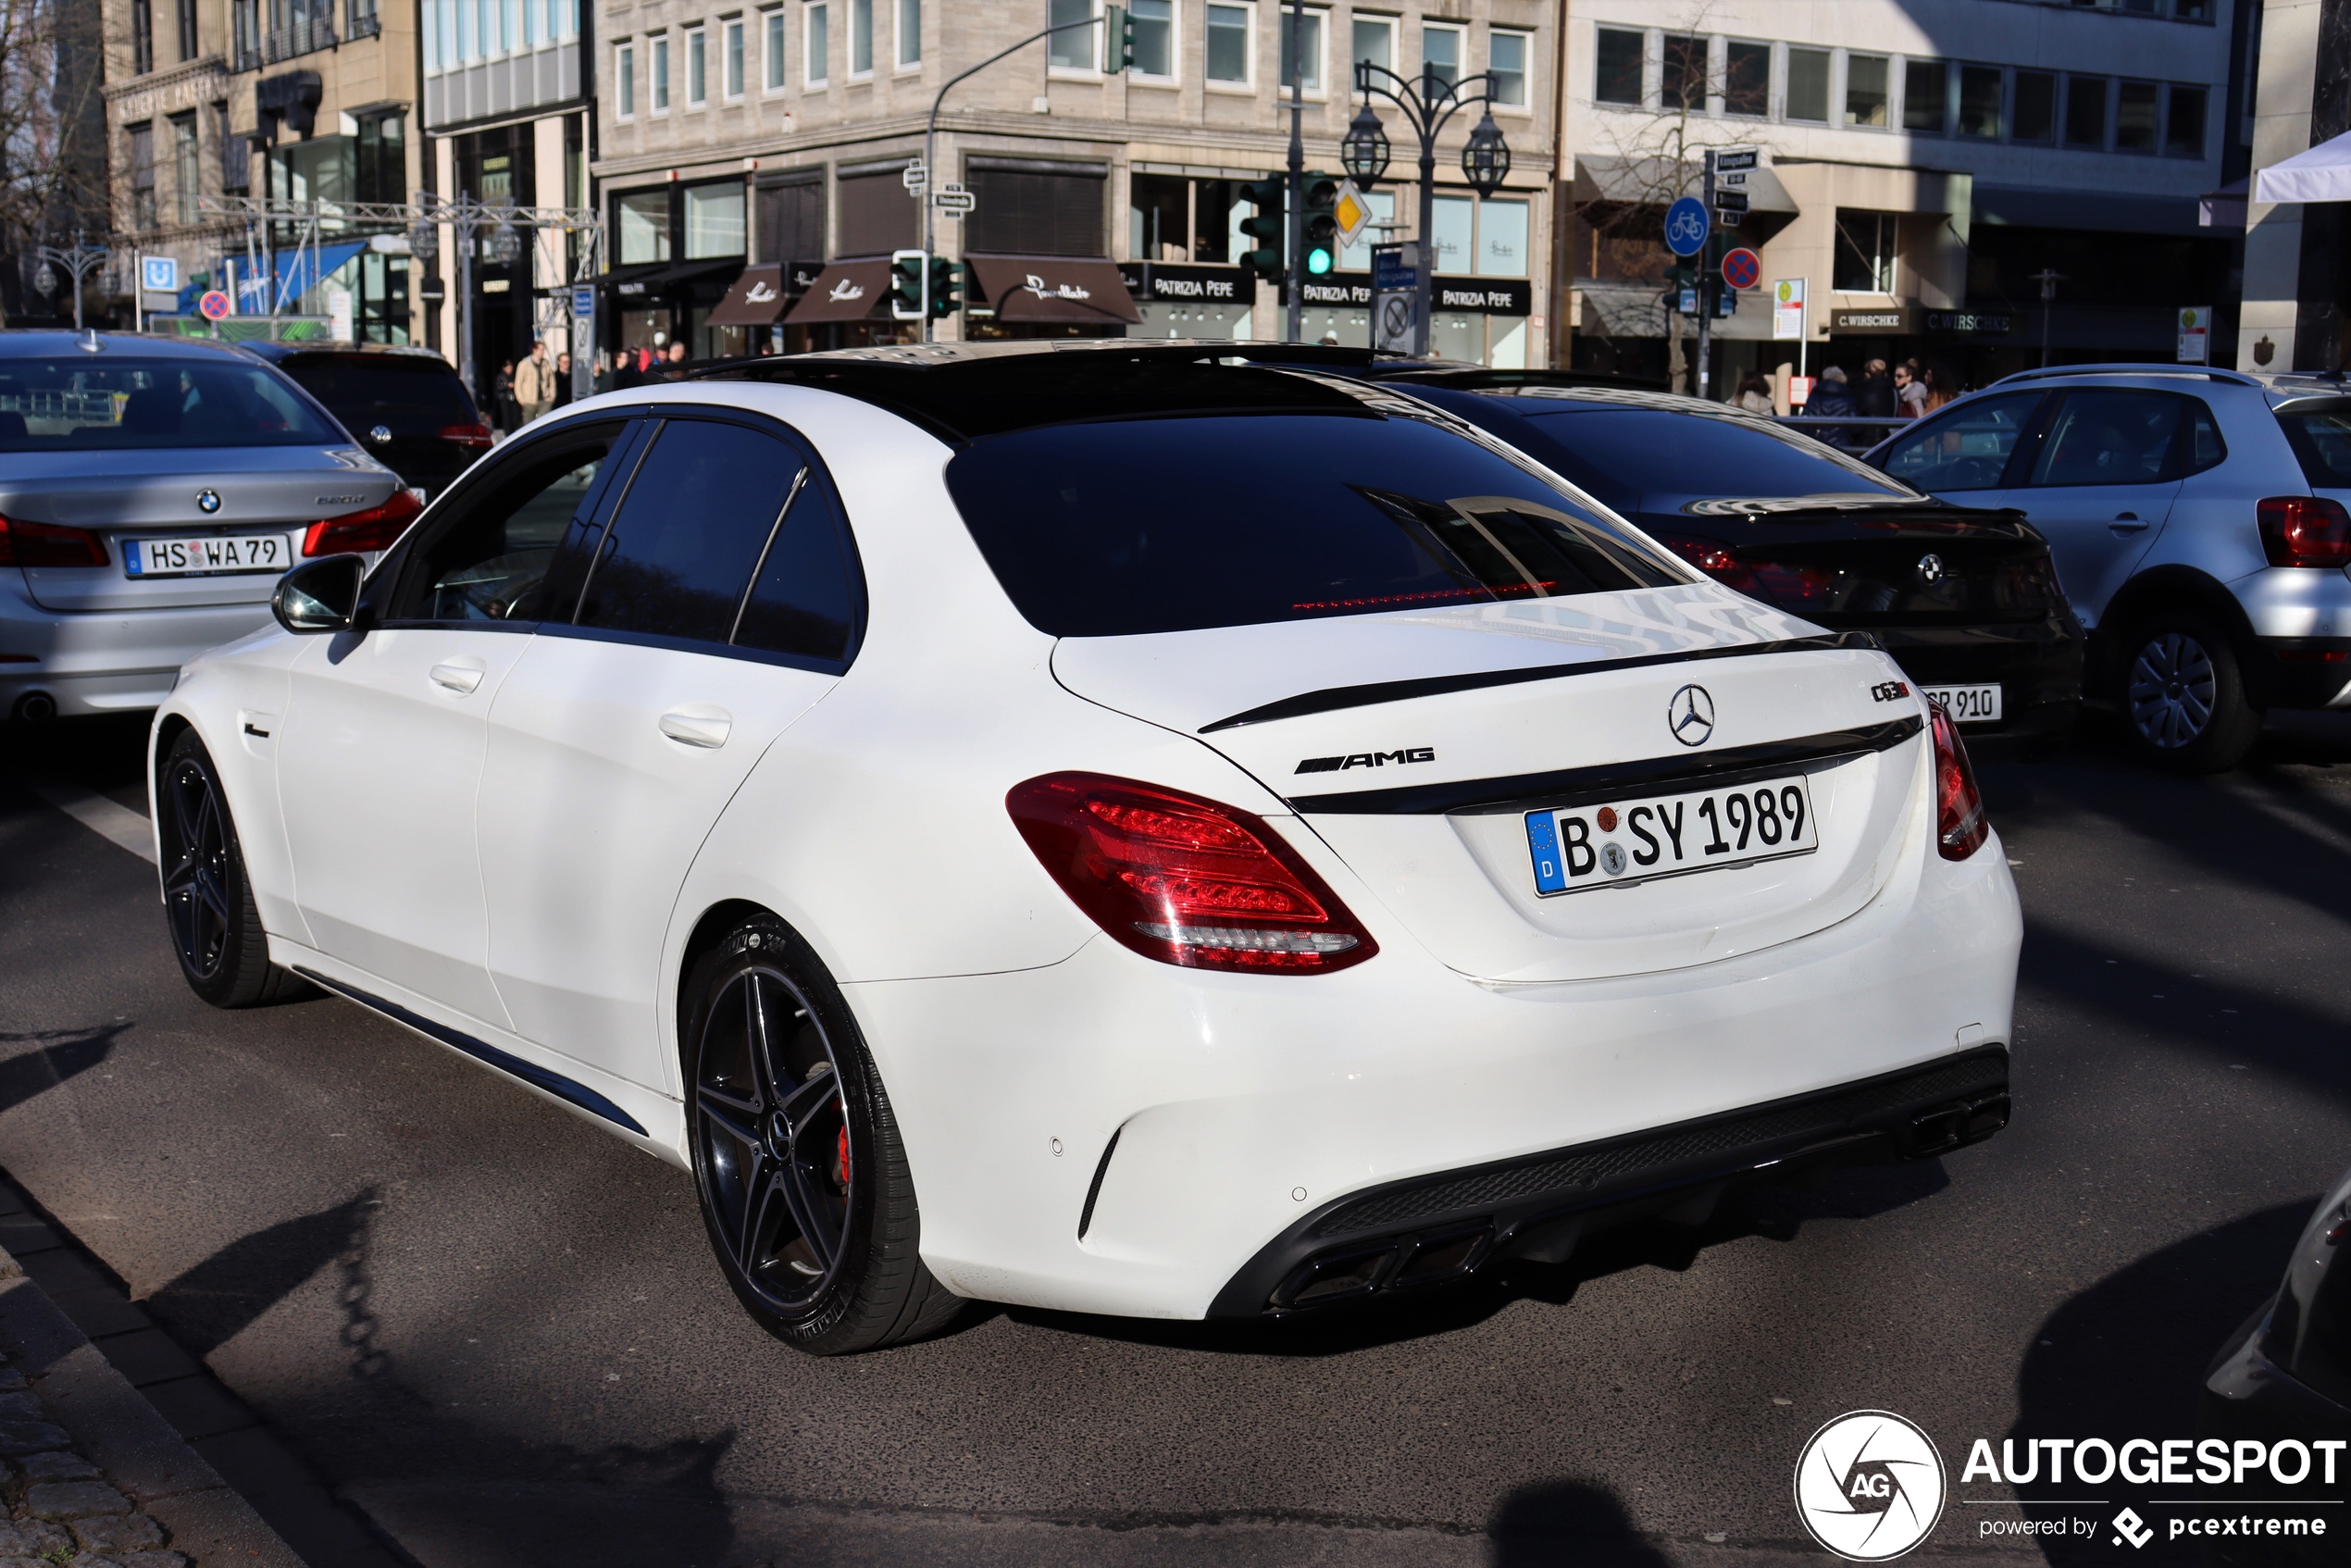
xmin=1238 ymin=175 xmax=1285 ymax=287
xmin=889 ymin=249 xmax=925 ymax=320
xmin=926 ymin=255 xmax=962 ymax=318
xmin=1301 ymin=172 xmax=1339 ymax=277
xmin=1103 ymin=4 xmax=1134 ymax=72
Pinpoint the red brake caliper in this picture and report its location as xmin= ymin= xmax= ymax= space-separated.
xmin=837 ymin=1126 xmax=851 ymax=1187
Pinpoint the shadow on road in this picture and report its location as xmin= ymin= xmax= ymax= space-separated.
xmin=143 ymin=1188 xmax=382 ymax=1359
xmin=0 ymin=1024 xmax=125 ymax=1114
xmin=1488 ymin=1478 xmax=1676 ymax=1567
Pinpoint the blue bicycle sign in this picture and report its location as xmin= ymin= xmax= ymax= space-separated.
xmin=1664 ymin=197 xmax=1710 ymax=257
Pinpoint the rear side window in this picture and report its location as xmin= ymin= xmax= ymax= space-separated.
xmin=2275 ymin=404 xmax=2351 ymax=489
xmin=1877 ymin=392 xmax=2042 ymax=492
xmin=945 ymin=413 xmax=1685 ymax=638
xmin=1508 ymin=405 xmax=1910 ymax=505
xmin=734 ymin=467 xmax=861 ymax=663
xmin=279 ymin=355 xmax=480 ymax=428
xmin=2026 ymin=391 xmax=2185 ymax=487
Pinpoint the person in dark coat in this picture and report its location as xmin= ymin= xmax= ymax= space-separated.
xmin=1855 ymin=358 xmax=1896 ymax=417
xmin=1805 ymin=365 xmax=1858 ymax=418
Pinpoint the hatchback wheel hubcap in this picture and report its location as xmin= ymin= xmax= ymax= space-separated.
xmin=2127 ymin=632 xmax=2216 ymax=749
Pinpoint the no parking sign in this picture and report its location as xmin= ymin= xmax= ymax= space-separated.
xmin=1721 ymin=247 xmax=1761 ymax=291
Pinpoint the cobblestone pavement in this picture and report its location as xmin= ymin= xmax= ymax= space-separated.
xmin=0 ymin=1349 xmax=185 ymax=1568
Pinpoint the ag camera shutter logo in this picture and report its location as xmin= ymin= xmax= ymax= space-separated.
xmin=1794 ymin=1410 xmax=1948 ymax=1561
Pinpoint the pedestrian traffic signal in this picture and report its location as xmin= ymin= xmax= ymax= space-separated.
xmin=1301 ymin=172 xmax=1340 ymax=276
xmin=926 ymin=256 xmax=962 ymax=318
xmin=889 ymin=249 xmax=926 ymax=321
xmin=1103 ymin=4 xmax=1134 ymax=72
xmin=1238 ymin=175 xmax=1286 ymax=287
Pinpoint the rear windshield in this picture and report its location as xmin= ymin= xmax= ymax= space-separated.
xmin=1511 ymin=405 xmax=1911 ymax=506
xmin=945 ymin=411 xmax=1687 ymax=638
xmin=2276 ymin=403 xmax=2351 ymax=489
xmin=0 ymin=357 xmax=343 ymax=451
xmin=278 ymin=355 xmax=479 ymax=427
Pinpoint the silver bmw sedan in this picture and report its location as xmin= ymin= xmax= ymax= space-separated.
xmin=0 ymin=331 xmax=416 ymax=721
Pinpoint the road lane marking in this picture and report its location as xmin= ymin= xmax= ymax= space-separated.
xmin=20 ymin=779 xmax=157 ymax=865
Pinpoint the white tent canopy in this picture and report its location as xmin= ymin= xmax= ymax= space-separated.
xmin=2255 ymin=129 xmax=2351 ymax=205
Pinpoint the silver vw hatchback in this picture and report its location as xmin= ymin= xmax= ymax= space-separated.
xmin=0 ymin=331 xmax=414 ymax=721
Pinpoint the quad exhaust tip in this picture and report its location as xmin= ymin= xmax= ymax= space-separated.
xmin=10 ymin=691 xmax=56 ymax=724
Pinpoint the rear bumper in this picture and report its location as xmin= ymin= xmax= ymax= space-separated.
xmin=1851 ymin=618 xmax=2083 ymax=739
xmin=0 ymin=575 xmax=270 ymax=716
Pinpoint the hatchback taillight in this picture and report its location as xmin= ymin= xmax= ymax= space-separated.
xmin=303 ymin=488 xmax=423 ymax=555
xmin=1007 ymin=772 xmax=1378 ymax=974
xmin=439 ymin=423 xmax=495 ymax=449
xmin=1929 ymin=699 xmax=1989 ymax=861
xmin=0 ymin=513 xmax=108 ymax=568
xmin=2258 ymin=496 xmax=2351 ymax=566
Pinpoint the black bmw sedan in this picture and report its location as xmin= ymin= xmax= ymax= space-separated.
xmin=1375 ymin=377 xmax=2084 ymax=749
xmin=239 ymin=340 xmax=493 ymax=500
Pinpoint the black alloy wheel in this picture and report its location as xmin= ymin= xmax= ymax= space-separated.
xmin=2120 ymin=611 xmax=2262 ymax=775
xmin=158 ymin=731 xmax=292 ymax=1007
xmin=683 ymin=917 xmax=964 ymax=1353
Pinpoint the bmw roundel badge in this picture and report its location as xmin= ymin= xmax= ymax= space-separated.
xmin=1917 ymin=553 xmax=1946 ymax=584
xmin=1668 ymin=683 xmax=1716 ymax=747
xmin=195 ymin=488 xmax=222 ymax=515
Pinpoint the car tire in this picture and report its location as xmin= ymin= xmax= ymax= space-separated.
xmin=158 ymin=730 xmax=295 ymax=1008
xmin=2118 ymin=611 xmax=2263 ymax=775
xmin=681 ymin=915 xmax=964 ymax=1355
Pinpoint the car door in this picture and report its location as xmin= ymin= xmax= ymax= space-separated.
xmin=2006 ymin=389 xmax=2196 ymax=628
xmin=275 ymin=418 xmax=636 ymax=1024
xmin=1872 ymin=390 xmax=2046 ymax=506
xmin=478 ymin=412 xmax=864 ymax=1089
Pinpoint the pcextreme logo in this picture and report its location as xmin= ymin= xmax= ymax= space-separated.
xmin=1794 ymin=1411 xmax=1949 ymax=1562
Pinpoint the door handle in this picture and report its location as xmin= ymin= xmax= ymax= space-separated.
xmin=659 ymin=707 xmax=732 ymax=749
xmin=2108 ymin=513 xmax=2149 ymax=534
xmin=429 ymin=661 xmax=485 ymax=694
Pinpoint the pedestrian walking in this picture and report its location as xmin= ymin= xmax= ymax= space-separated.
xmin=1894 ymin=360 xmax=1928 ymax=419
xmin=1733 ymin=373 xmax=1775 ymax=415
xmin=661 ymin=340 xmax=690 ymax=380
xmin=1855 ymin=358 xmax=1896 ymax=418
xmin=553 ymin=351 xmax=574 ymax=407
xmin=1922 ymin=363 xmax=1962 ymax=415
xmin=593 ymin=350 xmax=614 ymax=395
xmin=513 ymin=340 xmax=556 ymax=427
xmin=1805 ymin=365 xmax=1857 ymax=418
xmin=493 ymin=359 xmax=518 ymax=433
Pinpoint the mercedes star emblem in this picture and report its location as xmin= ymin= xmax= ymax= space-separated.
xmin=1668 ymin=683 xmax=1716 ymax=747
xmin=1917 ymin=553 xmax=1947 ymax=584
xmin=194 ymin=488 xmax=221 ymax=514
xmin=369 ymin=425 xmax=393 ymax=444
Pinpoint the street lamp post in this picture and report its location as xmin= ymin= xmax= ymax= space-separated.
xmin=1344 ymin=63 xmax=1511 ymax=358
xmin=35 ymin=233 xmax=112 ymax=333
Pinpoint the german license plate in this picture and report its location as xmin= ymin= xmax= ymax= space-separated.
xmin=122 ymin=533 xmax=298 ymax=578
xmin=1920 ymin=684 xmax=2001 ymax=724
xmin=1524 ymin=773 xmax=1819 ymax=896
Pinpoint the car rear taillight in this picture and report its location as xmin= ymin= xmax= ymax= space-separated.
xmin=1929 ymin=699 xmax=1989 ymax=861
xmin=1007 ymin=772 xmax=1378 ymax=974
xmin=439 ymin=423 xmax=495 ymax=449
xmin=1658 ymin=535 xmax=1834 ymax=606
xmin=0 ymin=513 xmax=108 ymax=568
xmin=2258 ymin=496 xmax=2351 ymax=566
xmin=303 ymin=488 xmax=423 ymax=555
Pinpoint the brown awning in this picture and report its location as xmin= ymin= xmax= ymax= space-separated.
xmin=706 ymin=264 xmax=790 ymax=326
xmin=783 ymin=259 xmax=891 ymax=323
xmin=967 ymin=255 xmax=1141 ymax=325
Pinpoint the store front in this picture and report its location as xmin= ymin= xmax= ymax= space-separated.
xmin=1301 ymin=274 xmax=1534 ymax=364
xmin=964 ymin=255 xmax=1138 ymax=340
xmin=1118 ymin=262 xmax=1256 ymax=340
xmin=780 ymin=258 xmax=915 ymax=348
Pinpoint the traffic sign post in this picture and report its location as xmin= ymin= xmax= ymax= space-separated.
xmin=931 ymin=183 xmax=976 ymax=217
xmin=196 ymin=290 xmax=232 ymax=322
xmin=902 ymin=158 xmax=927 ymax=195
xmin=1371 ymin=242 xmax=1419 ymax=355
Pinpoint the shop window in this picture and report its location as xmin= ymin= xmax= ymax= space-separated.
xmin=170 ymin=114 xmax=199 ymax=226
xmin=1723 ymin=41 xmax=1768 ymax=117
xmin=1278 ymin=7 xmax=1325 ymax=93
xmin=1477 ymin=199 xmax=1528 ymax=278
xmin=1489 ymin=30 xmax=1528 ymax=107
xmin=1352 ymin=15 xmax=1393 ymax=86
xmin=1660 ymin=33 xmax=1702 ymax=112
xmin=757 ymin=174 xmax=823 ymax=262
xmin=726 ymin=19 xmax=744 ymax=97
xmin=1129 ymin=0 xmax=1171 ymax=77
xmin=1422 ymin=22 xmax=1460 ymax=90
xmin=1833 ymin=210 xmax=1897 ymax=294
xmin=686 ymin=26 xmax=706 ymax=106
xmin=1206 ymin=4 xmax=1249 ymax=84
xmin=129 ymin=123 xmax=156 ymax=230
xmin=1127 ymin=174 xmax=1238 ymax=263
xmin=1958 ymin=65 xmax=2002 ymax=137
xmin=968 ymin=162 xmax=1104 ymax=255
xmin=616 ymin=42 xmax=635 ymax=116
xmin=897 ymin=0 xmax=917 ymax=66
xmin=805 ymin=3 xmax=827 ymax=84
xmin=764 ymin=8 xmax=785 ymax=89
xmin=1903 ymin=60 xmax=1946 ymax=133
xmin=1846 ymin=54 xmax=1888 ymax=128
xmin=1431 ymin=193 xmax=1473 ymax=274
xmin=2064 ymin=75 xmax=2106 ymax=147
xmin=616 ymin=189 xmax=671 ymax=264
xmin=2013 ymin=70 xmax=2055 ymax=141
xmin=685 ymin=182 xmax=744 ymax=257
xmin=850 ymin=0 xmax=871 ymax=74
xmin=2116 ymin=81 xmax=2158 ymax=152
xmin=1785 ymin=47 xmax=1829 ymax=122
xmin=837 ymin=168 xmax=919 ymax=253
xmin=2166 ymin=83 xmax=2207 ymax=156
xmin=1047 ymin=0 xmax=1095 ymax=70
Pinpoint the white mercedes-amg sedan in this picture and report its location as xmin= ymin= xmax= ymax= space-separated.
xmin=150 ymin=342 xmax=2020 ymax=1354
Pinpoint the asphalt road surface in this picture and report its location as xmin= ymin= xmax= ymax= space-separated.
xmin=3 ymin=710 xmax=2349 ymax=1568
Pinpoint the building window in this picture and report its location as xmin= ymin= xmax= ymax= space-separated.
xmin=170 ymin=113 xmax=200 ymax=225
xmin=1278 ymin=6 xmax=1325 ymax=93
xmin=1128 ymin=0 xmax=1171 ymax=77
xmin=349 ymin=0 xmax=377 ymax=39
xmin=725 ymin=19 xmax=743 ymax=96
xmin=355 ymin=108 xmax=404 ymax=203
xmin=1958 ymin=64 xmax=2002 ymax=137
xmin=616 ymin=188 xmax=670 ymax=263
xmin=2064 ymin=75 xmax=2106 ymax=147
xmin=850 ymin=0 xmax=871 ymax=75
xmin=1431 ymin=192 xmax=1472 ymax=272
xmin=653 ymin=34 xmax=671 ymax=110
xmin=806 ymin=2 xmax=827 ymax=83
xmin=1047 ymin=0 xmax=1095 ymax=70
xmin=764 ymin=8 xmax=785 ymax=88
xmin=1834 ymin=210 xmax=1897 ymax=293
xmin=1785 ymin=46 xmax=1829 ymax=121
xmin=1206 ymin=4 xmax=1249 ymax=84
xmin=1594 ymin=28 xmax=1641 ymax=106
xmin=896 ymin=0 xmax=917 ymax=66
xmin=2166 ymin=83 xmax=2207 ymax=156
xmin=616 ymin=42 xmax=635 ymax=115
xmin=177 ymin=0 xmax=197 ymax=59
xmin=217 ymin=101 xmax=245 ymax=194
xmin=684 ymin=180 xmax=745 ymax=257
xmin=2012 ymin=70 xmax=2055 ymax=141
xmin=1422 ymin=22 xmax=1460 ymax=90
xmin=131 ymin=0 xmax=154 ymax=72
xmin=1477 ymin=197 xmax=1528 ymax=277
xmin=1352 ymin=14 xmax=1392 ymax=89
xmin=686 ymin=27 xmax=706 ymax=106
xmin=1903 ymin=59 xmax=1946 ymax=133
xmin=1488 ymin=30 xmax=1528 ymax=108
xmin=1846 ymin=54 xmax=1889 ymax=128
xmin=1129 ymin=172 xmax=1245 ymax=262
xmin=2116 ymin=80 xmax=2159 ymax=152
xmin=129 ymin=123 xmax=156 ymax=230
xmin=1723 ymin=40 xmax=1768 ymax=117
xmin=1660 ymin=33 xmax=1702 ymax=112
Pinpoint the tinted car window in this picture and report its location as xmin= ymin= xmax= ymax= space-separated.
xmin=946 ymin=413 xmax=1685 ymax=638
xmin=277 ymin=355 xmax=479 ymax=429
xmin=573 ymin=418 xmax=804 ymax=645
xmin=1507 ymin=406 xmax=1910 ymax=504
xmin=397 ymin=422 xmax=624 ymax=622
xmin=2275 ymin=404 xmax=2351 ymax=488
xmin=1877 ymin=392 xmax=2043 ymax=492
xmin=734 ymin=467 xmax=861 ymax=664
xmin=2026 ymin=391 xmax=2184 ymax=487
xmin=0 ymin=357 xmax=342 ymax=450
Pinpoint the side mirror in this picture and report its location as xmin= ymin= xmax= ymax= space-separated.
xmin=273 ymin=554 xmax=367 ymax=634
